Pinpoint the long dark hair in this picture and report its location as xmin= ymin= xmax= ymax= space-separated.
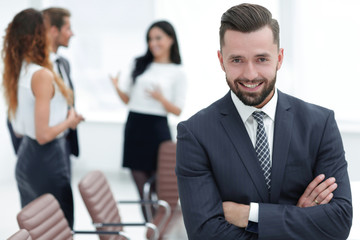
xmin=131 ymin=20 xmax=181 ymax=83
xmin=2 ymin=8 xmax=72 ymax=118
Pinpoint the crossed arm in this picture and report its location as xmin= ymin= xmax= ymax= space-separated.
xmin=222 ymin=174 xmax=338 ymax=228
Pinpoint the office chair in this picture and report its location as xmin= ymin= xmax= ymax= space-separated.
xmin=143 ymin=141 xmax=181 ymax=239
xmin=78 ymin=170 xmax=167 ymax=240
xmin=7 ymin=229 xmax=32 ymax=240
xmin=16 ymin=193 xmax=129 ymax=240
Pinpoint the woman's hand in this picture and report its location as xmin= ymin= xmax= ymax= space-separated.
xmin=110 ymin=72 xmax=120 ymax=88
xmin=109 ymin=72 xmax=130 ymax=104
xmin=146 ymin=84 xmax=164 ymax=102
xmin=67 ymin=107 xmax=84 ymax=130
xmin=146 ymin=85 xmax=182 ymax=116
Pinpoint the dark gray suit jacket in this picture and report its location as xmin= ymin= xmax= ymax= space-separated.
xmin=176 ymin=90 xmax=352 ymax=239
xmin=56 ymin=56 xmax=79 ymax=157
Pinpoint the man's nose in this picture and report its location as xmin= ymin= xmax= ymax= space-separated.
xmin=243 ymin=62 xmax=258 ymax=80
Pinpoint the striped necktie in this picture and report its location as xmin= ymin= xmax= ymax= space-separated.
xmin=252 ymin=111 xmax=271 ymax=190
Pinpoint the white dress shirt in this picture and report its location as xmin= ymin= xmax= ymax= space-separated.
xmin=230 ymin=89 xmax=278 ymax=223
xmin=50 ymin=52 xmax=71 ymax=88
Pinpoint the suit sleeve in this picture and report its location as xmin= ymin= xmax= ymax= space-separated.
xmin=176 ymin=122 xmax=258 ymax=240
xmin=258 ymin=111 xmax=352 ymax=240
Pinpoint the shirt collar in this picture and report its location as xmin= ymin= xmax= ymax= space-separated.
xmin=231 ymin=89 xmax=278 ymax=124
xmin=50 ymin=52 xmax=59 ymax=63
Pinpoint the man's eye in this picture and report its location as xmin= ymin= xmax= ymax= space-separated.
xmin=232 ymin=59 xmax=241 ymax=63
xmin=258 ymin=58 xmax=267 ymax=62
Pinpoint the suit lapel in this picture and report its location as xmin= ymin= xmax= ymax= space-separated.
xmin=270 ymin=91 xmax=293 ymax=203
xmin=219 ymin=92 xmax=270 ymax=202
xmin=58 ymin=57 xmax=74 ymax=90
xmin=58 ymin=57 xmax=75 ymax=105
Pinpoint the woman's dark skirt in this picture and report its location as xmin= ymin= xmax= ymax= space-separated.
xmin=122 ymin=111 xmax=171 ymax=172
xmin=15 ymin=136 xmax=74 ymax=228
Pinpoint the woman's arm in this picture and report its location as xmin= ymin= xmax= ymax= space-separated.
xmin=147 ymin=86 xmax=182 ymax=115
xmin=110 ymin=73 xmax=130 ymax=104
xmin=32 ymin=69 xmax=82 ymax=145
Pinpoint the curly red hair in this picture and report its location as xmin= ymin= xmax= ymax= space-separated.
xmin=2 ymin=8 xmax=72 ymax=119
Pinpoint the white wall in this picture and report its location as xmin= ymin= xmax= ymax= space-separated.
xmin=288 ymin=1 xmax=360 ymax=123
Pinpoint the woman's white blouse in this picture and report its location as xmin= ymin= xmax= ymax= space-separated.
xmin=123 ymin=62 xmax=187 ymax=116
xmin=12 ymin=62 xmax=68 ymax=139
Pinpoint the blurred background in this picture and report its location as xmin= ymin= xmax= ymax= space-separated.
xmin=0 ymin=0 xmax=359 ymax=239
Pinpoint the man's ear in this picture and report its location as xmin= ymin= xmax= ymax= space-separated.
xmin=49 ymin=25 xmax=59 ymax=37
xmin=217 ymin=50 xmax=225 ymax=72
xmin=276 ymin=48 xmax=284 ymax=70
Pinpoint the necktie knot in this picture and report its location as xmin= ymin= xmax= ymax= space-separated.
xmin=252 ymin=111 xmax=265 ymax=123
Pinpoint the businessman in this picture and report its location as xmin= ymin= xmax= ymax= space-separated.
xmin=42 ymin=7 xmax=79 ymax=163
xmin=42 ymin=7 xmax=79 ymax=229
xmin=176 ymin=3 xmax=352 ymax=239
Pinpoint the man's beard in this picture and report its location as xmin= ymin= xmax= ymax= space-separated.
xmin=226 ymin=74 xmax=276 ymax=107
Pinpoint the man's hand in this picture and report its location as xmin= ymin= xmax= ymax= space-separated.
xmin=297 ymin=174 xmax=337 ymax=208
xmin=222 ymin=202 xmax=250 ymax=228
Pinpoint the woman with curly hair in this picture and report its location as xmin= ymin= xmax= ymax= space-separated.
xmin=2 ymin=8 xmax=83 ymax=229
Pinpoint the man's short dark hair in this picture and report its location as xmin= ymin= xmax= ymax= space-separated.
xmin=42 ymin=7 xmax=71 ymax=30
xmin=219 ymin=3 xmax=279 ymax=50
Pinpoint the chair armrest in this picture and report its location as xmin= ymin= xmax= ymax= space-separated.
xmin=117 ymin=199 xmax=162 ymax=222
xmin=143 ymin=175 xmax=156 ymax=199
xmin=143 ymin=175 xmax=156 ymax=221
xmin=153 ymin=200 xmax=171 ymax=233
xmin=92 ymin=222 xmax=159 ymax=240
xmin=117 ymin=199 xmax=171 ymax=222
xmin=117 ymin=199 xmax=159 ymax=205
xmin=72 ymin=230 xmax=130 ymax=239
xmin=114 ymin=199 xmax=170 ymax=239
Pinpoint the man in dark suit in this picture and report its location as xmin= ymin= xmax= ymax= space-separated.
xmin=42 ymin=7 xmax=79 ymax=229
xmin=42 ymin=8 xmax=79 ymax=162
xmin=176 ymin=3 xmax=352 ymax=239
xmin=6 ymin=118 xmax=22 ymax=154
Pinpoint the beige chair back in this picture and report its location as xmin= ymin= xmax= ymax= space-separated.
xmin=147 ymin=141 xmax=179 ymax=239
xmin=7 ymin=229 xmax=32 ymax=240
xmin=16 ymin=194 xmax=72 ymax=240
xmin=78 ymin=170 xmax=125 ymax=240
xmin=156 ymin=141 xmax=179 ymax=210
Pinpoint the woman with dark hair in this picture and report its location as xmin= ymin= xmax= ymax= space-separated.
xmin=2 ymin=8 xmax=83 ymax=229
xmin=111 ymin=20 xmax=187 ymax=219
